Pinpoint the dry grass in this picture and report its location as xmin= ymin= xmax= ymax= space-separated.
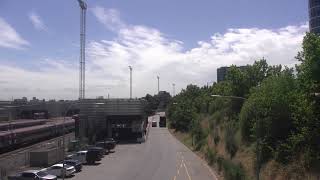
xmin=170 ymin=114 xmax=319 ymax=180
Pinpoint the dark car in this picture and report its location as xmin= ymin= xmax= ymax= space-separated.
xmin=63 ymin=159 xmax=82 ymax=172
xmin=86 ymin=149 xmax=101 ymax=164
xmin=105 ymin=138 xmax=116 ymax=150
xmin=88 ymin=146 xmax=105 ymax=157
xmin=96 ymin=138 xmax=116 ymax=152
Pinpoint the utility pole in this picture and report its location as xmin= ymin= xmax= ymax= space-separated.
xmin=129 ymin=66 xmax=132 ymax=99
xmin=172 ymin=83 xmax=175 ymax=97
xmin=157 ymin=76 xmax=160 ymax=94
xmin=78 ymin=0 xmax=87 ymax=100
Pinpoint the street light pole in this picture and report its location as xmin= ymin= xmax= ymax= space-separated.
xmin=129 ymin=66 xmax=132 ymax=99
xmin=157 ymin=76 xmax=160 ymax=94
xmin=172 ymin=83 xmax=175 ymax=97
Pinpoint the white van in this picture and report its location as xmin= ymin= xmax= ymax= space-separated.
xmin=71 ymin=150 xmax=87 ymax=163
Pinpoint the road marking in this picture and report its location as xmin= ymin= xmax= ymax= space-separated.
xmin=183 ymin=159 xmax=192 ymax=180
xmin=201 ymin=162 xmax=218 ymax=180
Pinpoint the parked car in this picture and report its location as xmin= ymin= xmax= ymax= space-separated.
xmin=42 ymin=164 xmax=75 ymax=177
xmin=8 ymin=170 xmax=57 ymax=180
xmin=105 ymin=138 xmax=116 ymax=150
xmin=96 ymin=138 xmax=116 ymax=152
xmin=87 ymin=146 xmax=105 ymax=157
xmin=68 ymin=150 xmax=87 ymax=163
xmin=62 ymin=159 xmax=82 ymax=172
xmin=86 ymin=148 xmax=102 ymax=164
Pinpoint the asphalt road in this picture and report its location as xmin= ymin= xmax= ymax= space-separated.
xmin=70 ymin=125 xmax=218 ymax=180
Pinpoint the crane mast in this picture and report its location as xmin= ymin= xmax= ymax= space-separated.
xmin=78 ymin=0 xmax=87 ymax=99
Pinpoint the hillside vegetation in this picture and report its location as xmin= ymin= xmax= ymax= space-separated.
xmin=167 ymin=33 xmax=320 ymax=180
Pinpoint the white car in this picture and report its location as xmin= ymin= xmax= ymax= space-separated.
xmin=42 ymin=164 xmax=75 ymax=177
xmin=66 ymin=151 xmax=87 ymax=163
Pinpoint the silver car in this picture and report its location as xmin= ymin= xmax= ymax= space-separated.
xmin=8 ymin=170 xmax=57 ymax=180
xmin=42 ymin=164 xmax=75 ymax=177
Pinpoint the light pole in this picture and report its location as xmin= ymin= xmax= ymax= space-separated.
xmin=172 ymin=83 xmax=175 ymax=97
xmin=129 ymin=66 xmax=132 ymax=99
xmin=157 ymin=76 xmax=160 ymax=94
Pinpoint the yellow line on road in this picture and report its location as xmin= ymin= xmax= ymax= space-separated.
xmin=183 ymin=159 xmax=192 ymax=180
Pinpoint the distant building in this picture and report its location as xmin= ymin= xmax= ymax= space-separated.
xmin=309 ymin=0 xmax=320 ymax=34
xmin=217 ymin=67 xmax=228 ymax=82
xmin=217 ymin=66 xmax=248 ymax=82
xmin=157 ymin=91 xmax=171 ymax=111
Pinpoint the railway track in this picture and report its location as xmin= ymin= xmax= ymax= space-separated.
xmin=0 ymin=132 xmax=74 ymax=159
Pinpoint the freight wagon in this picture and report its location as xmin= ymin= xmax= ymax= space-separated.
xmin=0 ymin=118 xmax=75 ymax=153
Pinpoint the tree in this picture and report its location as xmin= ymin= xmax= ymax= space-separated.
xmin=240 ymin=71 xmax=296 ymax=163
xmin=292 ymin=33 xmax=320 ymax=169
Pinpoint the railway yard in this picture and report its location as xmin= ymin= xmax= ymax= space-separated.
xmin=0 ymin=118 xmax=75 ymax=154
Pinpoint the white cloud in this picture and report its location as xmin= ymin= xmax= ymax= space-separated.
xmin=0 ymin=7 xmax=308 ymax=100
xmin=28 ymin=12 xmax=47 ymax=31
xmin=91 ymin=6 xmax=125 ymax=31
xmin=0 ymin=17 xmax=29 ymax=49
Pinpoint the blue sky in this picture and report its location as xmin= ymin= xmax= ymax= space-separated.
xmin=0 ymin=0 xmax=309 ymax=100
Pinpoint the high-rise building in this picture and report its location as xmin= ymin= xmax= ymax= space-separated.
xmin=217 ymin=66 xmax=248 ymax=82
xmin=309 ymin=0 xmax=320 ymax=34
xmin=217 ymin=67 xmax=228 ymax=82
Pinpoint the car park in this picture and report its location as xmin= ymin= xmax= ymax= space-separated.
xmin=42 ymin=164 xmax=75 ymax=177
xmin=8 ymin=170 xmax=57 ymax=180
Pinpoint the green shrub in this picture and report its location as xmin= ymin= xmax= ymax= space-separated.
xmin=191 ymin=120 xmax=208 ymax=151
xmin=217 ymin=156 xmax=224 ymax=172
xmin=225 ymin=121 xmax=238 ymax=158
xmin=205 ymin=146 xmax=216 ymax=166
xmin=274 ymin=142 xmax=293 ymax=164
xmin=216 ymin=156 xmax=247 ymax=180
xmin=222 ymin=160 xmax=246 ymax=180
xmin=211 ymin=111 xmax=224 ymax=124
xmin=213 ymin=132 xmax=220 ymax=145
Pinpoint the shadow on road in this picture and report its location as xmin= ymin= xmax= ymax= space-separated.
xmin=83 ymin=162 xmax=101 ymax=166
xmin=116 ymin=140 xmax=142 ymax=145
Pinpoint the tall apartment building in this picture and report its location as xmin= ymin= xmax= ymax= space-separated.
xmin=309 ymin=0 xmax=320 ymax=34
xmin=217 ymin=66 xmax=248 ymax=82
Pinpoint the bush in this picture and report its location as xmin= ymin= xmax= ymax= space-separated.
xmin=225 ymin=121 xmax=238 ymax=158
xmin=191 ymin=119 xmax=208 ymax=151
xmin=274 ymin=142 xmax=294 ymax=164
xmin=223 ymin=160 xmax=246 ymax=180
xmin=205 ymin=146 xmax=216 ymax=166
xmin=211 ymin=110 xmax=225 ymax=124
xmin=216 ymin=156 xmax=246 ymax=180
xmin=213 ymin=132 xmax=220 ymax=145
